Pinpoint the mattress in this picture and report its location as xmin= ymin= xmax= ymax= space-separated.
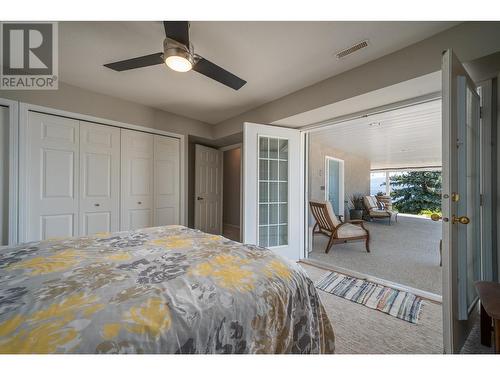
xmin=0 ymin=225 xmax=335 ymax=354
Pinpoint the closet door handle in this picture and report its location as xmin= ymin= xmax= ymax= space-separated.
xmin=94 ymin=203 xmax=100 ymax=207
xmin=137 ymin=201 xmax=142 ymax=205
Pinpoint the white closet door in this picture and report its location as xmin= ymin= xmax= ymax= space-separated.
xmin=120 ymin=129 xmax=154 ymax=230
xmin=26 ymin=112 xmax=79 ymax=241
xmin=79 ymin=121 xmax=120 ymax=235
xmin=154 ymin=135 xmax=180 ymax=226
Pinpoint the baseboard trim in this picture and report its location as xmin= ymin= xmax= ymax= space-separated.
xmin=299 ymin=258 xmax=442 ymax=304
xmin=223 ymin=223 xmax=240 ymax=230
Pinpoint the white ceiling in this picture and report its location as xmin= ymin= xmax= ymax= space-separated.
xmin=273 ymin=71 xmax=441 ymax=127
xmin=310 ymin=99 xmax=442 ymax=170
xmin=59 ymin=21 xmax=457 ymax=124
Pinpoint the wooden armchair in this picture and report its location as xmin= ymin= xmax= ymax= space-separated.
xmin=309 ymin=200 xmax=370 ymax=254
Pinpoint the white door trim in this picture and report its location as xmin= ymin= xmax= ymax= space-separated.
xmin=17 ymin=102 xmax=186 ymax=242
xmin=0 ymin=98 xmax=19 ymax=245
xmin=324 ymin=156 xmax=345 ymax=217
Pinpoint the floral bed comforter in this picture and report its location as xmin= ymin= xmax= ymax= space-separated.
xmin=0 ymin=225 xmax=335 ymax=354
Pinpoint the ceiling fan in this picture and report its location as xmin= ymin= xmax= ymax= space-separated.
xmin=104 ymin=21 xmax=247 ymax=90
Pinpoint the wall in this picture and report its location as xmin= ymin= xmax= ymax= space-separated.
xmin=223 ymin=148 xmax=241 ymax=227
xmin=0 ymin=82 xmax=213 ymax=139
xmin=214 ymin=22 xmax=500 ymax=138
xmin=308 ymin=138 xmax=370 ymax=222
xmin=0 ymin=106 xmax=8 ymax=245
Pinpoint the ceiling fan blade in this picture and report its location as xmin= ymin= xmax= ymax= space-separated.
xmin=104 ymin=52 xmax=164 ymax=72
xmin=193 ymin=57 xmax=246 ymax=90
xmin=163 ymin=21 xmax=190 ymax=47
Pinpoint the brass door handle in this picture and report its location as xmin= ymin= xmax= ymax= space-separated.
xmin=452 ymin=215 xmax=470 ymax=225
xmin=430 ymin=213 xmax=448 ymax=222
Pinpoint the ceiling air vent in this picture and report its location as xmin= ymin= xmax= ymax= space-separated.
xmin=336 ymin=40 xmax=369 ymax=59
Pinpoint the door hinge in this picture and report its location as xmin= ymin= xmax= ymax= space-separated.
xmin=480 ymin=106 xmax=483 ymax=119
xmin=480 ymin=194 xmax=484 ymax=206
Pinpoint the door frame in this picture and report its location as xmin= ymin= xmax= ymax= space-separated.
xmin=16 ymin=102 xmax=186 ymax=243
xmin=324 ymin=156 xmax=345 ymax=217
xmin=0 ymin=98 xmax=19 ymax=245
xmin=219 ymin=143 xmax=243 ymax=241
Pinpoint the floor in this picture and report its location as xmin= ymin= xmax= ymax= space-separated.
xmin=309 ymin=215 xmax=442 ymax=295
xmin=460 ymin=318 xmax=495 ymax=354
xmin=222 ymin=224 xmax=240 ymax=242
xmin=301 ymin=263 xmax=443 ymax=354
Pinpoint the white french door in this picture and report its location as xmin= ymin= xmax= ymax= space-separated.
xmin=243 ymin=122 xmax=304 ymax=261
xmin=441 ymin=49 xmax=482 ymax=353
xmin=194 ymin=144 xmax=223 ymax=234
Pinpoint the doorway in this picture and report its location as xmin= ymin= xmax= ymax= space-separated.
xmin=193 ymin=143 xmax=242 ymax=241
xmin=325 ymin=156 xmax=345 ymax=219
xmin=222 ymin=146 xmax=241 ymax=241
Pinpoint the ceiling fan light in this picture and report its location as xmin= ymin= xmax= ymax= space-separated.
xmin=165 ymin=55 xmax=192 ymax=72
xmin=164 ymin=47 xmax=193 ymax=72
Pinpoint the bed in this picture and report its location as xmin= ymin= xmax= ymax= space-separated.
xmin=0 ymin=225 xmax=335 ymax=354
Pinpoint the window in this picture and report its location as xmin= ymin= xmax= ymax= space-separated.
xmin=258 ymin=136 xmax=288 ymax=247
xmin=370 ymin=172 xmax=386 ymax=195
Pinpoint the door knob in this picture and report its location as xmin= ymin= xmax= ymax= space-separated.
xmin=197 ymin=197 xmax=204 ymax=201
xmin=452 ymin=215 xmax=470 ymax=225
xmin=137 ymin=201 xmax=142 ymax=205
xmin=94 ymin=203 xmax=100 ymax=207
xmin=430 ymin=213 xmax=449 ymax=222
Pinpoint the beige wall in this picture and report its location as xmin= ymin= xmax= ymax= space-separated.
xmin=308 ymin=138 xmax=370 ymax=220
xmin=223 ymin=148 xmax=241 ymax=227
xmin=214 ymin=22 xmax=500 ymax=138
xmin=0 ymin=82 xmax=213 ymax=138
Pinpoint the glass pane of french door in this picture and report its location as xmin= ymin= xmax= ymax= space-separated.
xmin=258 ymin=136 xmax=288 ymax=247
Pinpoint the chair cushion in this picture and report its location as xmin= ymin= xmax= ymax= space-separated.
xmin=370 ymin=209 xmax=391 ymax=217
xmin=337 ymin=223 xmax=366 ymax=238
xmin=363 ymin=196 xmax=379 ymax=210
xmin=309 ymin=199 xmax=340 ymax=229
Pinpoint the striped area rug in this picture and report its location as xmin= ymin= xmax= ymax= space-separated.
xmin=315 ymin=272 xmax=423 ymax=323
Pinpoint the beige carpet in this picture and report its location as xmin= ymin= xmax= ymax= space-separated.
xmin=301 ymin=263 xmax=443 ymax=354
xmin=309 ymin=215 xmax=442 ymax=295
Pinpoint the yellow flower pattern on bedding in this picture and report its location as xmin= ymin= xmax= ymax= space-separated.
xmin=190 ymin=254 xmax=256 ymax=292
xmin=149 ymin=235 xmax=194 ymax=249
xmin=124 ymin=297 xmax=171 ymax=338
xmin=0 ymin=225 xmax=335 ymax=354
xmin=7 ymin=249 xmax=81 ymax=275
xmin=0 ymin=294 xmax=103 ymax=353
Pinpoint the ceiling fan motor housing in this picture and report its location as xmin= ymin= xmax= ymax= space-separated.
xmin=163 ymin=38 xmax=196 ymax=65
